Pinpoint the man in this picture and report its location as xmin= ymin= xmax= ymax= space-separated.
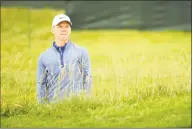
xmin=36 ymin=14 xmax=92 ymax=104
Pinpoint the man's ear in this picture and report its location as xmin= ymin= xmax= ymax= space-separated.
xmin=51 ymin=27 xmax=54 ymax=34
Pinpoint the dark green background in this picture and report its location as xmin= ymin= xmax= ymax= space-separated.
xmin=2 ymin=0 xmax=191 ymax=31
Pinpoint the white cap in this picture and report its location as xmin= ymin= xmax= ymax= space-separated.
xmin=52 ymin=14 xmax=72 ymax=27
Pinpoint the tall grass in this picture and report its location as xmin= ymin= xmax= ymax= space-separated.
xmin=1 ymin=7 xmax=191 ymax=127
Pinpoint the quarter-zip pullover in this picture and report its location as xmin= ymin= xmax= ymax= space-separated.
xmin=36 ymin=40 xmax=92 ymax=104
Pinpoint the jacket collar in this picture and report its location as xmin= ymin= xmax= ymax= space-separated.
xmin=52 ymin=40 xmax=71 ymax=52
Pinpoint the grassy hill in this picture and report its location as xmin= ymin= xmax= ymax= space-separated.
xmin=1 ymin=7 xmax=191 ymax=128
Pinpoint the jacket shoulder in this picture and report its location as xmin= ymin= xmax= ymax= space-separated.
xmin=38 ymin=48 xmax=53 ymax=60
xmin=71 ymin=42 xmax=88 ymax=54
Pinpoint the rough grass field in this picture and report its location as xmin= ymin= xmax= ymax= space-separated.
xmin=1 ymin=7 xmax=191 ymax=128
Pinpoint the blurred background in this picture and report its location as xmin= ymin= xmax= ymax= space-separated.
xmin=2 ymin=0 xmax=191 ymax=30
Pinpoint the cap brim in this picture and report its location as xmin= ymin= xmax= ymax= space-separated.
xmin=53 ymin=19 xmax=72 ymax=27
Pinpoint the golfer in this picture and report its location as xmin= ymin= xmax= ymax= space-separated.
xmin=36 ymin=14 xmax=92 ymax=104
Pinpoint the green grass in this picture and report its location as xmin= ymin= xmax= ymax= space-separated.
xmin=1 ymin=7 xmax=191 ymax=128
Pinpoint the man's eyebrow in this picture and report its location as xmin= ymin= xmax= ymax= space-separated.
xmin=57 ymin=23 xmax=70 ymax=27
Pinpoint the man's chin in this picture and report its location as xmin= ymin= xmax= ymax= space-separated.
xmin=59 ymin=35 xmax=68 ymax=40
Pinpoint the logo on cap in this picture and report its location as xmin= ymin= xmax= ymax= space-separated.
xmin=59 ymin=16 xmax=65 ymax=19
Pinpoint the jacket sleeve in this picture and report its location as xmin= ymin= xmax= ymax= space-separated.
xmin=36 ymin=54 xmax=48 ymax=104
xmin=81 ymin=48 xmax=92 ymax=94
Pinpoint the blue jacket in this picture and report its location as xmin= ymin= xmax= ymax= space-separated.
xmin=36 ymin=40 xmax=92 ymax=103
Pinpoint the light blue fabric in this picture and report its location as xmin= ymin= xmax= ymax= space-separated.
xmin=36 ymin=40 xmax=92 ymax=104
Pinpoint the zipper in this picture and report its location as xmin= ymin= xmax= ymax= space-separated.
xmin=59 ymin=48 xmax=64 ymax=68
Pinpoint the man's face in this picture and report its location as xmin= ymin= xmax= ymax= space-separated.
xmin=53 ymin=21 xmax=71 ymax=41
